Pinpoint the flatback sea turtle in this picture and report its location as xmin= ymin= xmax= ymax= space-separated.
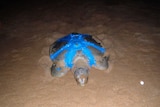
xmin=49 ymin=33 xmax=109 ymax=86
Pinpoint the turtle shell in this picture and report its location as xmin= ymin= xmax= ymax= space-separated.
xmin=49 ymin=33 xmax=106 ymax=68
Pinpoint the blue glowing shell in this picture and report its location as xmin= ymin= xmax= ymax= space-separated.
xmin=49 ymin=33 xmax=106 ymax=68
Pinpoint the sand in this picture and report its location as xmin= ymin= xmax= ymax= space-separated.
xmin=0 ymin=1 xmax=160 ymax=107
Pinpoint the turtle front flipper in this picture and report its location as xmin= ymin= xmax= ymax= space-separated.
xmin=51 ymin=61 xmax=70 ymax=77
xmin=94 ymin=56 xmax=109 ymax=70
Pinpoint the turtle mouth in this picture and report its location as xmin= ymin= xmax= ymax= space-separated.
xmin=75 ymin=74 xmax=88 ymax=86
xmin=74 ymin=67 xmax=89 ymax=86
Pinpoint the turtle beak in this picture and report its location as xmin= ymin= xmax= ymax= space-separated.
xmin=74 ymin=67 xmax=89 ymax=86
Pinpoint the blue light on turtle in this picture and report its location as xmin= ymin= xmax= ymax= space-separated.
xmin=50 ymin=33 xmax=106 ymax=68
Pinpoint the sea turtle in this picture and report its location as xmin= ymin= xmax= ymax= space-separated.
xmin=49 ymin=33 xmax=109 ymax=86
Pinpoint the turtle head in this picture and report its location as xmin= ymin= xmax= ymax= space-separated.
xmin=74 ymin=67 xmax=89 ymax=86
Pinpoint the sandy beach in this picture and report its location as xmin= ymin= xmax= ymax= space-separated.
xmin=0 ymin=1 xmax=160 ymax=107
